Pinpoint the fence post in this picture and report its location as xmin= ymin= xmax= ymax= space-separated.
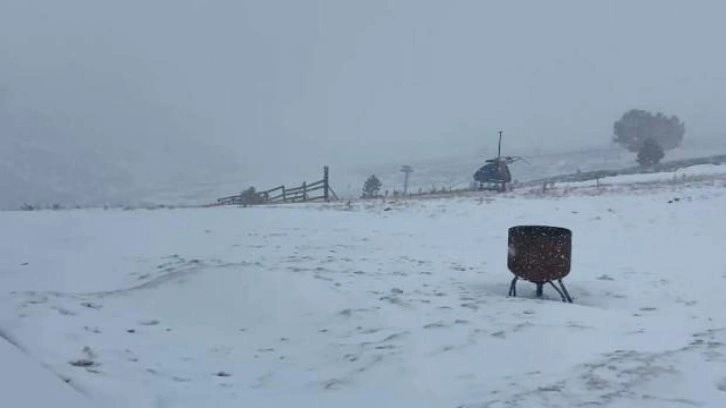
xmin=303 ymin=182 xmax=307 ymax=202
xmin=323 ymin=166 xmax=330 ymax=202
xmin=282 ymin=186 xmax=287 ymax=202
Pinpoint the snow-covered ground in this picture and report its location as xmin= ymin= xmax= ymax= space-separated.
xmin=530 ymin=163 xmax=726 ymax=191
xmin=0 ymin=334 xmax=92 ymax=408
xmin=1 ymin=171 xmax=726 ymax=407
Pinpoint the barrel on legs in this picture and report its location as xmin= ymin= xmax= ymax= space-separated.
xmin=506 ymin=225 xmax=574 ymax=303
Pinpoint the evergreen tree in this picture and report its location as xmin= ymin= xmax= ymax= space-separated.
xmin=637 ymin=138 xmax=665 ymax=166
xmin=362 ymin=175 xmax=382 ymax=198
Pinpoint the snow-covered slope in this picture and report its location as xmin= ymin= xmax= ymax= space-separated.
xmin=1 ymin=173 xmax=725 ymax=407
xmin=0 ymin=103 xmax=246 ymax=210
xmin=0 ymin=335 xmax=91 ymax=407
xmin=360 ymin=139 xmax=726 ymax=197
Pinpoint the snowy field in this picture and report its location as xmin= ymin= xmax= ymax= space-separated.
xmin=550 ymin=163 xmax=726 ymax=190
xmin=1 ymin=172 xmax=726 ymax=407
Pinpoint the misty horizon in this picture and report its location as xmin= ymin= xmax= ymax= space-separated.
xmin=2 ymin=0 xmax=726 ymax=208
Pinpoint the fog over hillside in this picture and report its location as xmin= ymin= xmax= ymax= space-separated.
xmin=2 ymin=0 xmax=726 ymax=208
xmin=0 ymin=90 xmax=244 ymax=208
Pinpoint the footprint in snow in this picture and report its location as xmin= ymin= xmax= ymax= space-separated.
xmin=25 ymin=295 xmax=49 ymax=305
xmin=139 ymin=319 xmax=160 ymax=326
xmin=323 ymin=378 xmax=346 ymax=390
xmin=567 ymin=321 xmax=592 ymax=330
xmin=81 ymin=302 xmax=102 ymax=309
xmin=69 ymin=359 xmax=96 ymax=368
xmin=70 ymin=346 xmax=98 ymax=368
xmin=423 ymin=322 xmax=448 ymax=329
xmin=53 ymin=306 xmax=76 ymax=316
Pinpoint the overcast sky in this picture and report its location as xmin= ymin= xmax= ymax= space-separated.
xmin=2 ymin=0 xmax=726 ymax=202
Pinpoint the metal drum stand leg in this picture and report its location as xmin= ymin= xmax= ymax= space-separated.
xmin=508 ymin=277 xmax=518 ymax=297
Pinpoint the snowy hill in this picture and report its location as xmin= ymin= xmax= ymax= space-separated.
xmin=354 ymin=138 xmax=726 ymax=197
xmin=5 ymin=96 xmax=724 ymax=210
xmin=0 ymin=102 xmax=246 ymax=210
xmin=1 ymin=167 xmax=725 ymax=407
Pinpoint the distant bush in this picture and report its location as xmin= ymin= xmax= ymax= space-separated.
xmin=240 ymin=187 xmax=265 ymax=205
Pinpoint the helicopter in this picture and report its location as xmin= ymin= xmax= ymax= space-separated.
xmin=473 ymin=131 xmax=527 ymax=192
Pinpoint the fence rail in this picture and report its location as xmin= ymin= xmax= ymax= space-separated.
xmin=216 ymin=166 xmax=338 ymax=206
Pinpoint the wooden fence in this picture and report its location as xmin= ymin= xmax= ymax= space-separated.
xmin=217 ymin=166 xmax=338 ymax=206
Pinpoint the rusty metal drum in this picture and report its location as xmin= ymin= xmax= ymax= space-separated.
xmin=507 ymin=225 xmax=572 ymax=283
